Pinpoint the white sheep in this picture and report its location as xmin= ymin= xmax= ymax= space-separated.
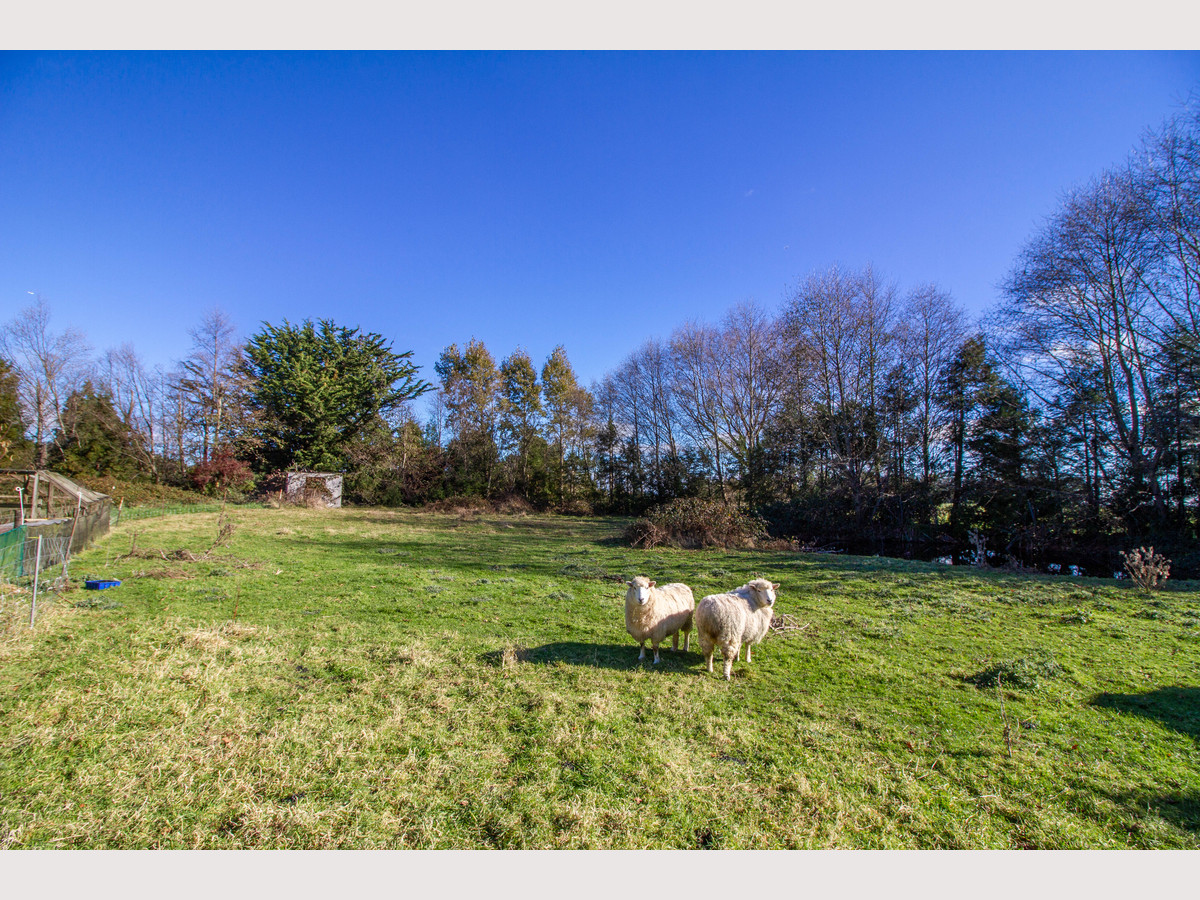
xmin=624 ymin=576 xmax=695 ymax=664
xmin=694 ymin=578 xmax=779 ymax=680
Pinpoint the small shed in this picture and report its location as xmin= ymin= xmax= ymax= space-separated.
xmin=285 ymin=472 xmax=343 ymax=508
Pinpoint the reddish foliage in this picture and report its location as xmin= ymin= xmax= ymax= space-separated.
xmin=191 ymin=447 xmax=254 ymax=495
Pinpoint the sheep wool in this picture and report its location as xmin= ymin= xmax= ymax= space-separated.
xmin=694 ymin=578 xmax=779 ymax=680
xmin=624 ymin=576 xmax=695 ymax=664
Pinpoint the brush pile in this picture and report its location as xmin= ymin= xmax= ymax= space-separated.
xmin=768 ymin=613 xmax=813 ymax=638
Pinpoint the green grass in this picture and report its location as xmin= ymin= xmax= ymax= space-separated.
xmin=1 ymin=507 xmax=1198 ymax=848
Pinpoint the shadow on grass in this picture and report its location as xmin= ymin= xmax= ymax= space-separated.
xmin=1090 ymin=686 xmax=1200 ymax=740
xmin=1099 ymin=787 xmax=1200 ymax=834
xmin=479 ymin=641 xmax=700 ymax=672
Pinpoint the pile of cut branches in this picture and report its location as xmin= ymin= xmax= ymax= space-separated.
xmin=768 ymin=613 xmax=814 ymax=638
xmin=117 ymin=511 xmax=237 ymax=564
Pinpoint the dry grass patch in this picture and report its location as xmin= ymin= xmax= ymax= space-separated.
xmin=179 ymin=621 xmax=261 ymax=652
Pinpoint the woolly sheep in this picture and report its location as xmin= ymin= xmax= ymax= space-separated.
xmin=624 ymin=576 xmax=695 ymax=664
xmin=694 ymin=578 xmax=779 ymax=680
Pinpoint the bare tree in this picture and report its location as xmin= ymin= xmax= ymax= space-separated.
xmin=99 ymin=343 xmax=163 ymax=480
xmin=854 ymin=265 xmax=899 ymax=417
xmin=607 ymin=354 xmax=647 ymax=498
xmin=178 ymin=309 xmax=241 ymax=463
xmin=896 ymin=284 xmax=967 ymax=497
xmin=670 ymin=320 xmax=729 ymax=499
xmin=1139 ymin=105 xmax=1200 ymax=337
xmin=783 ymin=266 xmax=896 ymax=520
xmin=1001 ymin=168 xmax=1170 ymax=520
xmin=158 ymin=368 xmax=191 ymax=482
xmin=624 ymin=338 xmax=678 ymax=498
xmin=0 ymin=296 xmax=92 ymax=467
xmin=704 ymin=301 xmax=786 ymax=506
xmin=787 ymin=265 xmax=861 ymax=415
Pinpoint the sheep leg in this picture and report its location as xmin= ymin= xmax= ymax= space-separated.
xmin=671 ymin=632 xmax=679 ymax=651
xmin=652 ymin=641 xmax=661 ymax=664
xmin=638 ymin=641 xmax=646 ymax=661
xmin=745 ymin=642 xmax=752 ymax=664
xmin=721 ymin=642 xmax=737 ymax=680
xmin=682 ymin=628 xmax=691 ymax=652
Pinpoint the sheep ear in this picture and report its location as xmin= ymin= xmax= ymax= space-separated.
xmin=772 ymin=583 xmax=780 ymax=590
xmin=649 ymin=580 xmax=656 ymax=587
xmin=625 ymin=581 xmax=632 ymax=586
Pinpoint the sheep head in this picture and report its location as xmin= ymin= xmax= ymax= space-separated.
xmin=625 ymin=576 xmax=657 ymax=605
xmin=745 ymin=578 xmax=779 ymax=610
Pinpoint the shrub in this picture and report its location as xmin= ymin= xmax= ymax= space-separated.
xmin=191 ymin=447 xmax=255 ymax=497
xmin=425 ymin=496 xmax=493 ymax=514
xmin=1120 ymin=546 xmax=1171 ymax=591
xmin=625 ymin=497 xmax=768 ymax=550
xmin=558 ymin=498 xmax=594 ymax=517
xmin=494 ymin=494 xmax=534 ymax=515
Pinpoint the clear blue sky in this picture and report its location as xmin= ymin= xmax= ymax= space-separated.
xmin=2 ymin=51 xmax=1198 ymax=400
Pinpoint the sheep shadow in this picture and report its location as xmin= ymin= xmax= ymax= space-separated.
xmin=480 ymin=641 xmax=701 ymax=672
xmin=1090 ymin=686 xmax=1200 ymax=741
xmin=1097 ymin=787 xmax=1200 ymax=834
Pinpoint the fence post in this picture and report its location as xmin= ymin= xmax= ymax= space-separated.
xmin=30 ymin=535 xmax=43 ymax=628
xmin=62 ymin=495 xmax=82 ymax=580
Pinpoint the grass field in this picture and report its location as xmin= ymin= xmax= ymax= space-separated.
xmin=1 ymin=506 xmax=1198 ymax=849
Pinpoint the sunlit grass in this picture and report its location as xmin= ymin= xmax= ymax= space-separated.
xmin=1 ymin=506 xmax=1197 ymax=848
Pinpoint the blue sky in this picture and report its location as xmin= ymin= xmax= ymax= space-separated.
xmin=2 ymin=51 xmax=1198 ymax=399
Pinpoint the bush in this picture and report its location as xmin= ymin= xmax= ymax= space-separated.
xmin=423 ymin=494 xmax=540 ymax=516
xmin=558 ymin=498 xmax=594 ymax=517
xmin=191 ymin=448 xmax=255 ymax=497
xmin=494 ymin=494 xmax=534 ymax=515
xmin=625 ymin=497 xmax=768 ymax=550
xmin=1120 ymin=546 xmax=1171 ymax=591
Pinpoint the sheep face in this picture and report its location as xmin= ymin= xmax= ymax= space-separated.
xmin=747 ymin=578 xmax=779 ymax=609
xmin=626 ymin=576 xmax=657 ymax=605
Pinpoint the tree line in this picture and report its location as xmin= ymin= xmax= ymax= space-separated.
xmin=1 ymin=107 xmax=1196 ymax=574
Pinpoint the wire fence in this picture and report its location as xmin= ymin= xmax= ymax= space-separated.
xmin=0 ymin=529 xmax=71 ymax=584
xmin=2 ymin=502 xmax=234 ymax=628
xmin=2 ymin=502 xmax=222 ymax=584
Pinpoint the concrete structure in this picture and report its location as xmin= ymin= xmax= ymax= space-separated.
xmin=284 ymin=472 xmax=343 ymax=508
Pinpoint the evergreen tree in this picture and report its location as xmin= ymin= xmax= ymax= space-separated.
xmin=938 ymin=335 xmax=992 ymax=535
xmin=243 ymin=319 xmax=429 ymax=472
xmin=966 ymin=375 xmax=1037 ymax=543
xmin=0 ymin=357 xmax=31 ymax=467
xmin=51 ymin=382 xmax=143 ymax=479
